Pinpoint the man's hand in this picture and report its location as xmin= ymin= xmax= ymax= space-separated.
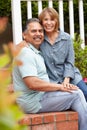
xmin=60 ymin=83 xmax=78 ymax=93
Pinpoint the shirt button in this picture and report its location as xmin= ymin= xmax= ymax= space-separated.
xmin=51 ymin=62 xmax=54 ymax=64
xmin=54 ymin=71 xmax=56 ymax=73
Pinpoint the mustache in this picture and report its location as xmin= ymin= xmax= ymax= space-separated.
xmin=34 ymin=36 xmax=43 ymax=39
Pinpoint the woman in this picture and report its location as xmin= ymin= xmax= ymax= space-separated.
xmin=38 ymin=7 xmax=87 ymax=101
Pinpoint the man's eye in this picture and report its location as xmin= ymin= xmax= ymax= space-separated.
xmin=31 ymin=30 xmax=36 ymax=33
xmin=39 ymin=30 xmax=43 ymax=33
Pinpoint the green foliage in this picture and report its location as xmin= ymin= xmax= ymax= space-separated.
xmin=0 ymin=0 xmax=87 ymax=37
xmin=0 ymin=0 xmax=12 ymax=23
xmin=21 ymin=1 xmax=27 ymax=28
xmin=0 ymin=54 xmax=10 ymax=68
xmin=73 ymin=34 xmax=87 ymax=78
xmin=0 ymin=74 xmax=27 ymax=130
xmin=0 ymin=105 xmax=27 ymax=130
xmin=0 ymin=0 xmax=11 ymax=16
xmin=0 ymin=45 xmax=27 ymax=130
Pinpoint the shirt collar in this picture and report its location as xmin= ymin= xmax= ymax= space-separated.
xmin=57 ymin=30 xmax=68 ymax=40
xmin=29 ymin=44 xmax=42 ymax=54
xmin=44 ymin=30 xmax=68 ymax=43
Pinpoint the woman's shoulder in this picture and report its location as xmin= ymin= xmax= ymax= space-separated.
xmin=60 ymin=30 xmax=71 ymax=39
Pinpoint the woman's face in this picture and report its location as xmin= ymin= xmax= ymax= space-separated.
xmin=42 ymin=13 xmax=57 ymax=33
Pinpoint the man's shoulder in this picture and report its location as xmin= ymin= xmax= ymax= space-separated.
xmin=20 ymin=46 xmax=33 ymax=55
xmin=16 ymin=46 xmax=34 ymax=61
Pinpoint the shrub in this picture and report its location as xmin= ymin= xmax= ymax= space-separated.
xmin=73 ymin=34 xmax=87 ymax=78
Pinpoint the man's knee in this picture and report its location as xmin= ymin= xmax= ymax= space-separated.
xmin=73 ymin=89 xmax=85 ymax=99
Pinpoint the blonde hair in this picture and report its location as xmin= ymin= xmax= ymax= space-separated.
xmin=38 ymin=7 xmax=60 ymax=30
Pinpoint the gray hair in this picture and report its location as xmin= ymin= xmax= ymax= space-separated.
xmin=23 ymin=18 xmax=41 ymax=33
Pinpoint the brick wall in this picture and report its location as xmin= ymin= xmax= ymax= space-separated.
xmin=19 ymin=111 xmax=78 ymax=130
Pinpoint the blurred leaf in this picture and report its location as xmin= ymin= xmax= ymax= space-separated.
xmin=0 ymin=54 xmax=10 ymax=68
xmin=0 ymin=43 xmax=27 ymax=130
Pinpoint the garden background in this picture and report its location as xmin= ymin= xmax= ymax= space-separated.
xmin=0 ymin=0 xmax=87 ymax=130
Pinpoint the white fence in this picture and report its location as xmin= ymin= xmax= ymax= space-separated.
xmin=11 ymin=0 xmax=85 ymax=47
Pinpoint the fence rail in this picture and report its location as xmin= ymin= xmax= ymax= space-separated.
xmin=11 ymin=0 xmax=85 ymax=47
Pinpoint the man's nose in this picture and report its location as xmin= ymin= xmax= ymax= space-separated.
xmin=36 ymin=31 xmax=41 ymax=35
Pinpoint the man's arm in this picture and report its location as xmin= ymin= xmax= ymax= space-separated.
xmin=23 ymin=76 xmax=78 ymax=93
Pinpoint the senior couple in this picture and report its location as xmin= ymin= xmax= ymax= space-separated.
xmin=13 ymin=7 xmax=87 ymax=130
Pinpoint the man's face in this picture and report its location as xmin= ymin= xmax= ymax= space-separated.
xmin=24 ymin=22 xmax=44 ymax=49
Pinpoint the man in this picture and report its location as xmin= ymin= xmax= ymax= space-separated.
xmin=13 ymin=18 xmax=87 ymax=130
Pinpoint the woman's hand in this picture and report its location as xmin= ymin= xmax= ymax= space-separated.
xmin=62 ymin=77 xmax=70 ymax=88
